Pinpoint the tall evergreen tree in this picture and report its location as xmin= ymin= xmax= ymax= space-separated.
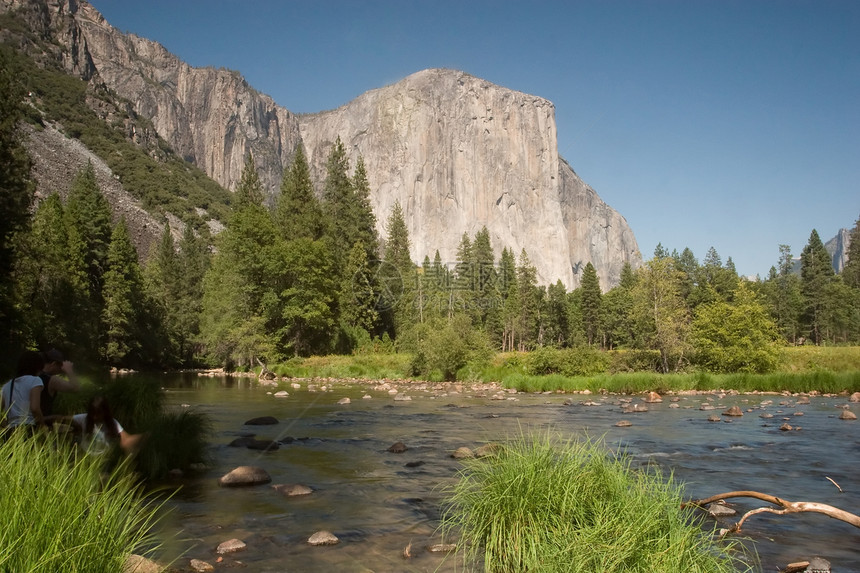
xmin=275 ymin=144 xmax=327 ymax=240
xmin=543 ymin=280 xmax=569 ymax=347
xmin=498 ymin=247 xmax=519 ymax=351
xmin=471 ymin=227 xmax=499 ymax=330
xmin=800 ymin=229 xmax=834 ymax=344
xmin=579 ymin=262 xmax=602 ymax=346
xmin=381 ymin=200 xmax=415 ymax=336
xmin=0 ymin=50 xmax=33 ymax=355
xmin=101 ymin=219 xmax=146 ymax=367
xmin=452 ymin=233 xmax=474 ymax=318
xmin=341 ymin=241 xmax=379 ymax=335
xmin=144 ymin=226 xmax=182 ymax=366
xmin=515 ymin=249 xmax=540 ymax=350
xmin=351 ymin=156 xmax=379 ymax=261
xmin=200 ymin=156 xmax=277 ymax=367
xmin=843 ymin=214 xmax=860 ymax=289
xmin=65 ymin=163 xmax=113 ymax=303
xmin=322 ymin=136 xmax=355 ymax=263
xmin=176 ymin=225 xmax=210 ymax=364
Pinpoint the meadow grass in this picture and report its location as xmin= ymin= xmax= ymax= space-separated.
xmin=440 ymin=431 xmax=752 ymax=573
xmin=0 ymin=431 xmax=168 ymax=572
xmin=273 ymin=353 xmax=412 ymax=380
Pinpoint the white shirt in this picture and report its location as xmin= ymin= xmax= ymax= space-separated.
xmin=71 ymin=413 xmax=124 ymax=454
xmin=1 ymin=375 xmax=43 ymax=427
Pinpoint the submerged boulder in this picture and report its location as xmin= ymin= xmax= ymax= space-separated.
xmin=218 ymin=466 xmax=271 ymax=487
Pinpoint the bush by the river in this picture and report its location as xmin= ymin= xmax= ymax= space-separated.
xmin=0 ymin=431 xmax=167 ymax=572
xmin=441 ymin=432 xmax=752 ymax=573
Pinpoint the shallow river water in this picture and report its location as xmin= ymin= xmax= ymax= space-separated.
xmin=146 ymin=373 xmax=860 ymax=572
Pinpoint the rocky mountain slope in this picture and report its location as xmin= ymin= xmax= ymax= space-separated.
xmin=3 ymin=0 xmax=641 ymax=289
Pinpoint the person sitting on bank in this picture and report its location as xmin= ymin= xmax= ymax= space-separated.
xmin=1 ymin=350 xmax=45 ymax=434
xmin=70 ymin=396 xmax=142 ymax=455
xmin=38 ymin=348 xmax=80 ymax=420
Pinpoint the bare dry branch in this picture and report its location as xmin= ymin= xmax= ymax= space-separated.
xmin=683 ymin=490 xmax=860 ymax=533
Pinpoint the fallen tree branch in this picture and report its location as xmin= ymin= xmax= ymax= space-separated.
xmin=683 ymin=490 xmax=860 ymax=534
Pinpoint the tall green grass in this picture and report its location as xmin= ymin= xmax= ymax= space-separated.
xmin=441 ymin=432 xmax=752 ymax=572
xmin=0 ymin=432 xmax=168 ymax=572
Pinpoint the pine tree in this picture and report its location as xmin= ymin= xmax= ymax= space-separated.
xmin=234 ymin=153 xmax=265 ymax=210
xmin=341 ymin=241 xmax=379 ymax=335
xmin=65 ymin=162 xmax=113 ymax=302
xmin=351 ymin=156 xmax=379 ymax=261
xmin=322 ymin=136 xmax=354 ymax=264
xmin=101 ymin=219 xmax=145 ymax=366
xmin=275 ymin=144 xmax=327 ymax=240
xmin=800 ymin=229 xmax=835 ymax=344
xmin=471 ymin=227 xmax=499 ymax=330
xmin=580 ymin=262 xmax=602 ymax=346
xmin=515 ymin=249 xmax=539 ymax=350
xmin=498 ymin=247 xmax=518 ymax=351
xmin=144 ymin=226 xmax=182 ymax=365
xmin=0 ymin=50 xmax=33 ymax=354
xmin=843 ymin=214 xmax=860 ymax=289
xmin=381 ymin=200 xmax=415 ymax=336
xmin=176 ymin=225 xmax=209 ymax=364
xmin=543 ymin=280 xmax=569 ymax=347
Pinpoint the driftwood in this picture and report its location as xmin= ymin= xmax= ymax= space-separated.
xmin=684 ymin=490 xmax=860 ymax=535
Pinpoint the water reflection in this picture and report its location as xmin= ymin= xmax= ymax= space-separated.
xmin=140 ymin=373 xmax=860 ymax=572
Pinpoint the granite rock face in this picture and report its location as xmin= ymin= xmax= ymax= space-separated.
xmin=300 ymin=69 xmax=641 ymax=289
xmin=4 ymin=0 xmax=641 ymax=288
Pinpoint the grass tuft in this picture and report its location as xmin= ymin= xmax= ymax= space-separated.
xmin=440 ymin=431 xmax=753 ymax=572
xmin=0 ymin=431 xmax=168 ymax=572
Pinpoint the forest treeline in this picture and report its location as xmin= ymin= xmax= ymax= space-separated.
xmin=3 ymin=50 xmax=860 ymax=376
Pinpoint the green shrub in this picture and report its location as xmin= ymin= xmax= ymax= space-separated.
xmin=608 ymin=349 xmax=663 ymax=373
xmin=526 ymin=346 xmax=610 ymax=377
xmin=441 ymin=432 xmax=751 ymax=573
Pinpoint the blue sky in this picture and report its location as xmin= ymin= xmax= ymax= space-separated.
xmin=92 ymin=0 xmax=859 ymax=279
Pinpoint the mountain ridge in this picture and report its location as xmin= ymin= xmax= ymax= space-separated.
xmin=3 ymin=0 xmax=641 ymax=289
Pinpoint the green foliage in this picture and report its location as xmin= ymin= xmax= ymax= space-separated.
xmin=608 ymin=349 xmax=663 ymax=373
xmin=526 ymin=346 xmax=610 ymax=377
xmin=843 ymin=214 xmax=860 ymax=289
xmin=579 ymin=261 xmax=602 ymax=345
xmin=0 ymin=47 xmax=33 ymax=355
xmin=275 ymin=144 xmax=327 ymax=240
xmin=0 ymin=432 xmax=168 ymax=573
xmin=135 ymin=408 xmax=212 ymax=480
xmin=800 ymin=229 xmax=835 ymax=344
xmin=691 ymin=282 xmax=782 ymax=373
xmin=409 ymin=316 xmax=492 ymax=381
xmin=441 ymin=432 xmax=749 ymax=573
xmin=101 ymin=219 xmax=147 ymax=366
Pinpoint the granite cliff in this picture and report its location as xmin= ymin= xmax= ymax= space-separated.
xmin=2 ymin=0 xmax=641 ymax=289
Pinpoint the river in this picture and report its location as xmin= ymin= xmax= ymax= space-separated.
xmin=142 ymin=372 xmax=859 ymax=572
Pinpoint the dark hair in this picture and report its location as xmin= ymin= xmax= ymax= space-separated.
xmin=15 ymin=350 xmax=45 ymax=378
xmin=85 ymin=396 xmax=120 ymax=441
xmin=42 ymin=348 xmax=64 ymax=363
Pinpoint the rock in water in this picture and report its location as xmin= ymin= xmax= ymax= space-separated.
xmin=218 ymin=466 xmax=271 ymax=487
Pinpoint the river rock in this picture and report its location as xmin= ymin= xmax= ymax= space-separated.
xmin=707 ymin=503 xmax=737 ymax=517
xmin=807 ymin=556 xmax=831 ymax=572
xmin=452 ymin=447 xmax=474 ymax=459
xmin=839 ymin=409 xmax=857 ymax=420
xmin=849 ymin=392 xmax=860 ymax=402
xmin=229 ymin=437 xmax=256 ymax=447
xmin=783 ymin=562 xmax=810 ymax=573
xmin=246 ymin=439 xmax=279 ymax=451
xmin=707 ymin=415 xmax=721 ymax=422
xmin=218 ymin=466 xmax=271 ymax=487
xmin=722 ymin=406 xmax=743 ymax=417
xmin=475 ymin=443 xmax=502 ymax=458
xmin=308 ymin=531 xmax=339 ymax=546
xmin=760 ymin=413 xmax=774 ymax=419
xmin=615 ymin=420 xmax=633 ymax=427
xmin=427 ymin=543 xmax=457 ymax=553
xmin=796 ymin=396 xmax=810 ymax=404
xmin=274 ymin=391 xmax=289 ymax=398
xmin=122 ymin=554 xmax=161 ymax=573
xmin=272 ymin=483 xmax=313 ymax=496
xmin=244 ymin=416 xmax=278 ymax=425
xmin=644 ymin=391 xmax=663 ymax=403
xmin=779 ymin=423 xmax=793 ymax=431
xmin=394 ymin=394 xmax=412 ymax=401
xmin=337 ymin=397 xmax=351 ymax=405
xmin=190 ymin=559 xmax=215 ymax=572
xmin=388 ymin=441 xmax=408 ymax=453
xmin=216 ymin=538 xmax=246 ymax=554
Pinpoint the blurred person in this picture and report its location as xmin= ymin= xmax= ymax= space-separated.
xmin=1 ymin=350 xmax=45 ymax=435
xmin=38 ymin=348 xmax=80 ymax=419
